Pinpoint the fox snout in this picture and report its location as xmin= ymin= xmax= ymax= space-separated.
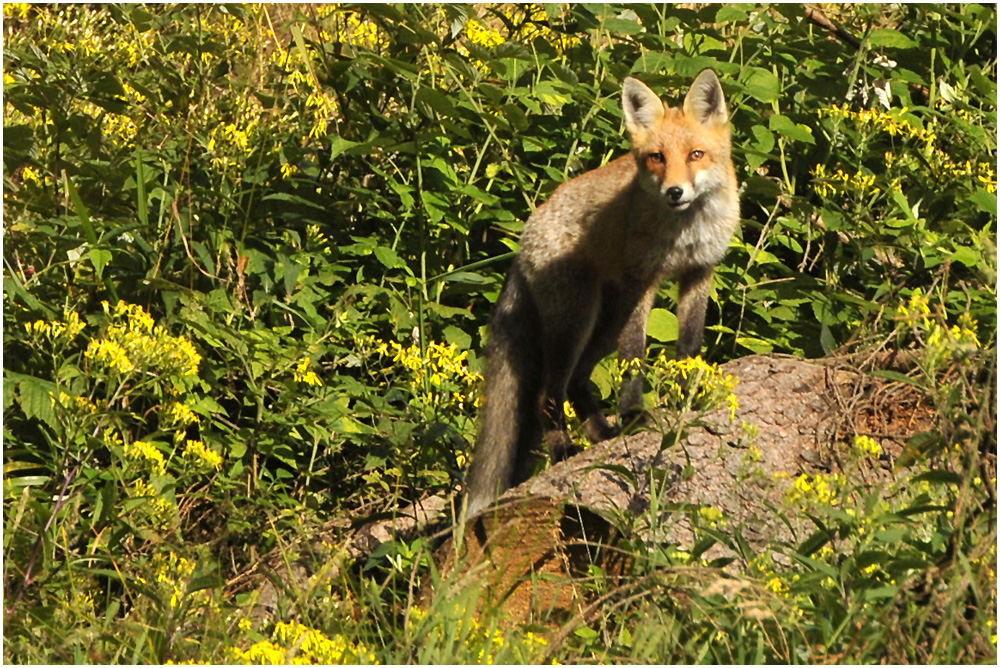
xmin=664 ymin=184 xmax=689 ymax=208
xmin=662 ymin=160 xmax=730 ymax=210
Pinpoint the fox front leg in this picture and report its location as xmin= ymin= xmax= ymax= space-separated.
xmin=616 ymin=286 xmax=656 ymax=423
xmin=676 ymin=265 xmax=714 ymax=359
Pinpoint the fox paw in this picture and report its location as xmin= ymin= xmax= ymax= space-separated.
xmin=619 ymin=410 xmax=649 ymax=432
xmin=582 ymin=415 xmax=619 ymax=443
xmin=546 ymin=429 xmax=581 ymax=463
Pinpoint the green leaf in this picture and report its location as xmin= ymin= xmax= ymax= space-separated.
xmin=750 ymin=125 xmax=775 ymax=154
xmin=262 ymin=192 xmax=330 ymax=212
xmin=421 ymin=191 xmax=448 ymax=223
xmin=437 ymin=271 xmax=490 ymax=286
xmin=533 ymin=80 xmax=572 ymax=108
xmin=910 ymin=469 xmax=963 ymax=486
xmin=190 ymin=395 xmax=227 ymax=417
xmin=373 ymin=246 xmax=405 ymax=270
xmin=673 ymin=54 xmax=723 ymax=78
xmin=442 ymin=325 xmax=472 ymax=349
xmin=89 ymin=248 xmax=112 ymax=279
xmin=186 ymin=574 xmax=225 ymax=595
xmin=868 ymin=29 xmax=918 ymax=49
xmin=502 ymin=103 xmax=529 ymax=132
xmin=3 ymin=123 xmax=35 ymax=155
xmin=646 ymin=308 xmax=678 ymax=342
xmin=898 ymin=430 xmax=946 ymax=466
xmin=769 ymin=114 xmax=815 ymax=144
xmin=603 ymin=17 xmax=643 ymax=35
xmin=16 ymin=375 xmax=58 ymax=430
xmin=589 ymin=463 xmax=638 ymax=487
xmin=736 ymin=336 xmax=774 ymax=353
xmin=863 ymin=584 xmax=901 ymax=601
xmin=633 ymin=51 xmax=673 ymax=75
xmin=819 ymin=321 xmax=836 ymax=354
xmin=798 ymin=529 xmax=833 ymax=556
xmin=969 ymin=188 xmax=997 ymax=216
xmin=856 ymin=550 xmax=889 ymax=570
xmin=892 ymin=188 xmax=918 ymax=220
xmin=716 ymin=5 xmax=748 ymax=22
xmin=787 ymin=552 xmax=840 ymax=579
xmin=870 ymin=368 xmax=924 ymax=387
xmin=743 ymin=67 xmax=780 ymax=103
xmin=415 ymin=87 xmax=456 ymax=118
xmin=950 ymin=245 xmax=981 ymax=267
xmin=329 ymin=136 xmax=362 ymax=159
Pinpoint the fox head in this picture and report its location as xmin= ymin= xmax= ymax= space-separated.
xmin=622 ymin=70 xmax=732 ymax=211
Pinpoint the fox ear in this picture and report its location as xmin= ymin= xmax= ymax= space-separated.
xmin=622 ymin=77 xmax=665 ymax=140
xmin=684 ymin=69 xmax=728 ymax=126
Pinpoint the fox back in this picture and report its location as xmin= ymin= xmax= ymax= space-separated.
xmin=464 ymin=70 xmax=740 ymax=518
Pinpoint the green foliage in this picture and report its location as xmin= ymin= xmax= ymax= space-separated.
xmin=3 ymin=3 xmax=996 ymax=664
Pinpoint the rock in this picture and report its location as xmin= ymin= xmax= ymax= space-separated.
xmin=428 ymin=355 xmax=916 ymax=620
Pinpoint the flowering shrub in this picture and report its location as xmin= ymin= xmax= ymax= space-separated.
xmin=229 ymin=621 xmax=377 ymax=665
xmin=8 ymin=302 xmax=225 ymax=635
xmin=647 ymin=354 xmax=740 ymax=421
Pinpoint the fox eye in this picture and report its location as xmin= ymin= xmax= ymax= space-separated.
xmin=689 ymin=149 xmax=705 ymax=161
xmin=648 ymin=152 xmax=665 ymax=164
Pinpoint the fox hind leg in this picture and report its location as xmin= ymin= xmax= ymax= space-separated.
xmin=565 ymin=281 xmax=631 ymax=443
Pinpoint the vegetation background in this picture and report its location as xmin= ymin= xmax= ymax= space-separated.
xmin=3 ymin=3 xmax=996 ymax=663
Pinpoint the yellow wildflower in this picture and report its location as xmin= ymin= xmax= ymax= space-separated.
xmin=810 ymin=164 xmax=880 ymax=198
xmin=379 ymin=339 xmax=481 ymax=409
xmin=465 ymin=18 xmax=505 ymax=47
xmin=22 ymin=165 xmax=42 ymax=184
xmin=24 ymin=309 xmax=86 ymax=343
xmin=184 ymin=440 xmax=223 ymax=471
xmin=698 ymin=505 xmax=727 ymax=528
xmin=647 ymin=353 xmax=739 ymax=420
xmin=163 ymin=401 xmax=199 ymax=427
xmin=3 ymin=3 xmax=29 ymax=19
xmin=230 ymin=620 xmax=375 ymax=665
xmin=765 ymin=576 xmax=789 ymax=595
xmin=52 ymin=391 xmax=99 ymax=415
xmin=86 ymin=302 xmax=201 ymax=377
xmin=852 ymin=434 xmax=883 ymax=459
xmin=524 ymin=632 xmax=547 ymax=647
xmin=293 ymin=357 xmax=323 ymax=386
xmin=149 ymin=552 xmax=197 ymax=608
xmin=123 ymin=440 xmax=166 ymax=472
xmin=821 ymin=104 xmax=937 ymax=143
xmin=131 ymin=479 xmax=175 ymax=530
xmin=786 ymin=472 xmax=845 ymax=508
xmin=86 ymin=338 xmax=135 ymax=374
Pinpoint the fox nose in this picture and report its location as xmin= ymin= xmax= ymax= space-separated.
xmin=665 ymin=186 xmax=684 ymax=202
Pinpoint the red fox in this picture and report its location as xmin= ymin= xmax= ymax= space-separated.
xmin=464 ymin=70 xmax=740 ymax=517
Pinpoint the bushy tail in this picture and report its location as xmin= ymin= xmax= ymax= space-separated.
xmin=464 ymin=266 xmax=542 ymax=517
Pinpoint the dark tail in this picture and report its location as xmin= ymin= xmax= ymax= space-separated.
xmin=464 ymin=266 xmax=542 ymax=517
